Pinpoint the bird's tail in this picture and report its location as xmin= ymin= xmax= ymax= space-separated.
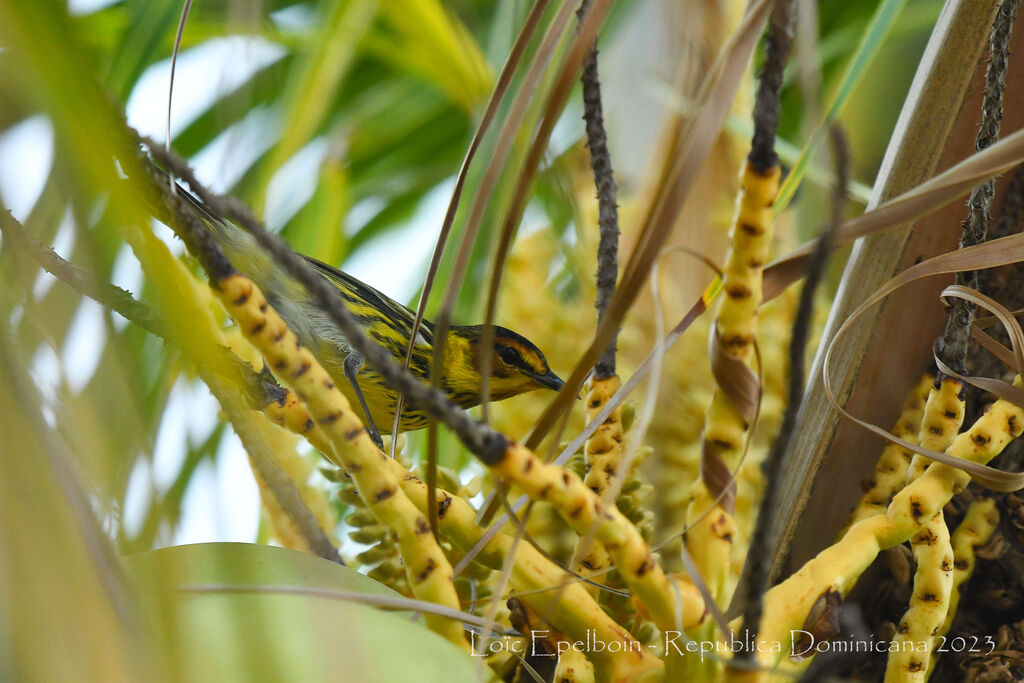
xmin=148 ymin=175 xmax=289 ymax=299
xmin=145 ymin=169 xmax=328 ymax=363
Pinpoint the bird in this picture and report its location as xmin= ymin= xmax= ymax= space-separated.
xmin=182 ymin=189 xmax=564 ymax=447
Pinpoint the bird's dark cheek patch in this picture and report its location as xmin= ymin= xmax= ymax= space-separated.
xmin=489 ymin=353 xmax=514 ymax=378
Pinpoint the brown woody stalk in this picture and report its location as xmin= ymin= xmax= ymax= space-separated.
xmin=934 ymin=0 xmax=1019 ymax=378
xmin=578 ymin=0 xmax=620 ymax=379
xmin=569 ymin=0 xmax=625 ymax=594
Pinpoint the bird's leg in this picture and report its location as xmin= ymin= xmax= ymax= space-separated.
xmin=343 ymin=350 xmax=384 ymax=449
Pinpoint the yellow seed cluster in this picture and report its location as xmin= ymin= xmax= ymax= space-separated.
xmin=749 ymin=380 xmax=1024 ymax=676
xmin=845 ymin=375 xmax=933 ymax=529
xmin=215 ymin=274 xmax=467 ymax=649
xmin=908 ymin=379 xmax=965 ymax=483
xmin=937 ymin=498 xmax=998 ymax=650
xmin=250 ymin=418 xmax=338 ymax=553
xmin=687 ymin=161 xmax=781 ymax=603
xmin=493 ymin=443 xmax=705 ymax=634
xmin=266 ymin=387 xmax=661 ymax=681
xmin=884 ymin=377 xmax=963 ymax=681
xmin=572 ymin=375 xmax=624 ymax=593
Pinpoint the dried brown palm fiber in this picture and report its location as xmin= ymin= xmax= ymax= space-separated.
xmin=820 ymin=244 xmax=1024 ymax=494
xmin=970 ymin=162 xmax=1024 ymax=429
xmin=935 ymin=0 xmax=1020 ymax=383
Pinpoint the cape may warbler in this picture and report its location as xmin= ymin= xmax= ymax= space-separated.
xmin=186 ymin=192 xmax=564 ymax=446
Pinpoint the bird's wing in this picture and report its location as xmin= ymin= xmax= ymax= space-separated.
xmin=301 ymin=256 xmax=435 ymax=347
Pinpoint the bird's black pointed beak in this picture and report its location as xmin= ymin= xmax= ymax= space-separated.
xmin=531 ymin=368 xmax=565 ymax=392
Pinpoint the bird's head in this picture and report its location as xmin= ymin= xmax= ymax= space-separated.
xmin=448 ymin=325 xmax=564 ymax=404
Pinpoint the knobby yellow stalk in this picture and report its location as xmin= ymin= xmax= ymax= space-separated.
xmin=572 ymin=375 xmax=624 ymax=596
xmin=220 ymin=328 xmax=339 ymax=552
xmin=554 ymin=648 xmax=596 ymax=683
xmin=339 ymin=472 xmax=412 ymax=595
xmin=844 ymin=375 xmax=933 ymax=530
xmin=398 ymin=462 xmax=663 ymax=682
xmin=515 ymin=600 xmax=597 ymax=683
xmin=748 ymin=379 xmax=1024 ymax=677
xmin=291 ymin=384 xmax=695 ymax=672
xmin=884 ymin=519 xmax=952 ymax=682
xmin=884 ymin=378 xmax=963 ymax=681
xmin=945 ymin=498 xmax=999 ymax=633
xmin=493 ymin=443 xmax=706 ymax=637
xmin=140 ymin=261 xmax=341 ymax=554
xmin=215 ymin=274 xmax=467 ymax=649
xmin=687 ymin=160 xmax=781 ymax=604
xmin=933 ymin=498 xmax=998 ymax=673
xmin=249 ymin=418 xmax=338 ymax=552
xmin=399 ymin=460 xmax=664 ymax=682
xmin=581 ymin=376 xmax=626 ymax=496
xmin=265 ymin=389 xmax=663 ymax=682
xmin=124 ymin=229 xmax=341 ymax=557
xmin=907 ymin=379 xmax=965 ymax=484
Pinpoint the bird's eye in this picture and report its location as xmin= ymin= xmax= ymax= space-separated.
xmin=497 ymin=345 xmax=520 ymax=366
